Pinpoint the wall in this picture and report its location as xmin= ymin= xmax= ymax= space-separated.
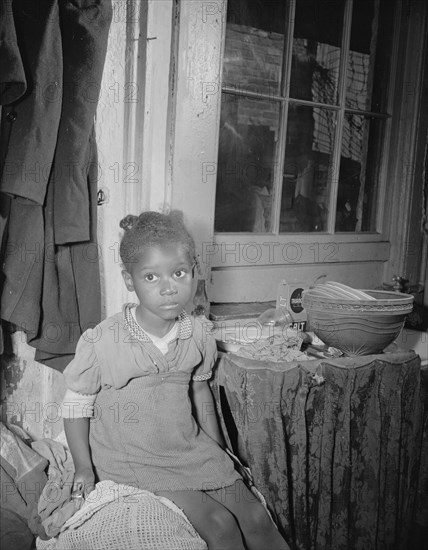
xmin=1 ymin=333 xmax=66 ymax=441
xmin=383 ymin=0 xmax=428 ymax=291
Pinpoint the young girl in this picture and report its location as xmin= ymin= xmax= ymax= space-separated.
xmin=62 ymin=211 xmax=290 ymax=550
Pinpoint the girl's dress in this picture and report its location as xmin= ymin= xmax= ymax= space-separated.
xmin=62 ymin=304 xmax=241 ymax=493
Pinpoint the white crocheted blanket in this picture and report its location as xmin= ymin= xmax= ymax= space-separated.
xmin=36 ymin=480 xmax=207 ymax=550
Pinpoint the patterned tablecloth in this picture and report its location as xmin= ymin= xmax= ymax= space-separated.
xmin=213 ymin=350 xmax=428 ymax=550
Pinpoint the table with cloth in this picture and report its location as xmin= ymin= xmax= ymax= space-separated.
xmin=213 ymin=350 xmax=428 ymax=550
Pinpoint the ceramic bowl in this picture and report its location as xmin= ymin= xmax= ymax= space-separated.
xmin=301 ymin=289 xmax=414 ymax=356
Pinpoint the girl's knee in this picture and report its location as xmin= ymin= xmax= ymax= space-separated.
xmin=241 ymin=503 xmax=290 ymax=549
xmin=198 ymin=507 xmax=244 ymax=549
xmin=245 ymin=502 xmax=275 ymax=533
xmin=209 ymin=506 xmax=239 ymax=533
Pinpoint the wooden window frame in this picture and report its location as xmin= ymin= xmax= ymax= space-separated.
xmin=163 ymin=0 xmax=427 ymax=301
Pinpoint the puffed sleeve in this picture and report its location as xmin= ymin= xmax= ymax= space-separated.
xmin=61 ymin=329 xmax=102 ymax=419
xmin=192 ymin=317 xmax=218 ymax=381
xmin=63 ymin=328 xmax=102 ymax=394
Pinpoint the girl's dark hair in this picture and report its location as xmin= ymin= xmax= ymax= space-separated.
xmin=119 ymin=210 xmax=196 ymax=271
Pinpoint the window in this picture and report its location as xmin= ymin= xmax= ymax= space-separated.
xmin=167 ymin=0 xmax=426 ymax=304
xmin=214 ymin=0 xmax=396 ymax=234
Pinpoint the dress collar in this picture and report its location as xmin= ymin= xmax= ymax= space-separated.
xmin=123 ymin=303 xmax=193 ymax=343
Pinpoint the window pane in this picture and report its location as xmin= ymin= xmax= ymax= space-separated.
xmin=346 ymin=0 xmax=396 ymax=112
xmin=290 ymin=0 xmax=345 ymax=103
xmin=280 ymin=105 xmax=337 ymax=233
xmin=214 ymin=94 xmax=279 ymax=233
xmin=222 ymin=0 xmax=286 ymax=95
xmin=336 ymin=114 xmax=385 ymax=232
xmin=216 ymin=0 xmax=393 ymax=236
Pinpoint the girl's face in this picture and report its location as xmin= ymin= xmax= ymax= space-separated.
xmin=122 ymin=244 xmax=193 ymax=335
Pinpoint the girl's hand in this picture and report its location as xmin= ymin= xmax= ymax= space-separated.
xmin=72 ymin=466 xmax=95 ymax=502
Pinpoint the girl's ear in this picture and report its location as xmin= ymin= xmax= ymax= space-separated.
xmin=122 ymin=270 xmax=134 ymax=292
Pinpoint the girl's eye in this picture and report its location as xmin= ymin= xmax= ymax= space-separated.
xmin=144 ymin=273 xmax=159 ymax=282
xmin=174 ymin=270 xmax=187 ymax=279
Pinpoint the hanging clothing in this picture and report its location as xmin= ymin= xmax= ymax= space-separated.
xmin=0 ymin=0 xmax=112 ymax=369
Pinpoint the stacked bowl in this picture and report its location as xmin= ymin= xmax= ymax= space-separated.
xmin=302 ymin=282 xmax=414 ymax=356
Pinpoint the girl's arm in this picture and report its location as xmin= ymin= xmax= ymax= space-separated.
xmin=191 ymin=380 xmax=226 ymax=448
xmin=64 ymin=417 xmax=95 ymax=496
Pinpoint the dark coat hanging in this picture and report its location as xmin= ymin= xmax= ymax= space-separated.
xmin=0 ymin=0 xmax=112 ymax=370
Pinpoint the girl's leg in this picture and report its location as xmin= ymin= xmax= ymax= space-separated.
xmin=156 ymin=489 xmax=245 ymax=550
xmin=206 ymin=480 xmax=291 ymax=550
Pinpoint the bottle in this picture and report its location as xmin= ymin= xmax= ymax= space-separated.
xmin=192 ymin=279 xmax=210 ymax=317
xmin=256 ymin=305 xmax=293 ymax=327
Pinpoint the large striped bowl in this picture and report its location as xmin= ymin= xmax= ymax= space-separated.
xmin=302 ymin=289 xmax=414 ymax=356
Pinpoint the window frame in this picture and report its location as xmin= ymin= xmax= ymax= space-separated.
xmin=166 ymin=0 xmax=426 ymax=302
